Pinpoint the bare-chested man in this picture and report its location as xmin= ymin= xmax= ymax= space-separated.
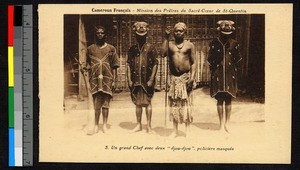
xmin=162 ymin=22 xmax=196 ymax=138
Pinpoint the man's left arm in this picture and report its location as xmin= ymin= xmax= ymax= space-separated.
xmin=111 ymin=48 xmax=120 ymax=87
xmin=147 ymin=47 xmax=159 ymax=87
xmin=233 ymin=42 xmax=242 ymax=66
xmin=189 ymin=42 xmax=196 ymax=84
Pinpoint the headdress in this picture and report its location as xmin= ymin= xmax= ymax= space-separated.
xmin=217 ymin=20 xmax=235 ymax=35
xmin=132 ymin=21 xmax=149 ymax=36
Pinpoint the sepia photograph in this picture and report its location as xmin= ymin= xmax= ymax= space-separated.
xmin=39 ymin=4 xmax=292 ymax=163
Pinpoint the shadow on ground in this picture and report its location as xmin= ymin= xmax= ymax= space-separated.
xmin=81 ymin=123 xmax=112 ymax=131
xmin=192 ymin=122 xmax=220 ymax=131
xmin=152 ymin=127 xmax=186 ymax=137
xmin=119 ymin=122 xmax=187 ymax=137
xmin=119 ymin=122 xmax=139 ymax=131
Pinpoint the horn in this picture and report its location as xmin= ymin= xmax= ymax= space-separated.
xmin=132 ymin=22 xmax=138 ymax=31
xmin=94 ymin=26 xmax=99 ymax=31
xmin=217 ymin=20 xmax=224 ymax=25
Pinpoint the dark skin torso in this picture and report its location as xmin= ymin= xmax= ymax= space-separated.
xmin=168 ymin=40 xmax=194 ymax=76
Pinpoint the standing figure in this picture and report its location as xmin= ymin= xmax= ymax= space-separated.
xmin=162 ymin=22 xmax=196 ymax=138
xmin=208 ymin=20 xmax=242 ymax=133
xmin=127 ymin=21 xmax=158 ymax=133
xmin=85 ymin=25 xmax=120 ymax=134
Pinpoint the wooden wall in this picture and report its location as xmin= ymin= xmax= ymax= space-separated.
xmin=64 ymin=14 xmax=259 ymax=96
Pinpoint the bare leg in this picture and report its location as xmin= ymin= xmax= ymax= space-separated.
xmin=185 ymin=122 xmax=190 ymax=138
xmin=102 ymin=108 xmax=109 ymax=133
xmin=145 ymin=104 xmax=153 ymax=133
xmin=217 ymin=99 xmax=225 ymax=131
xmin=131 ymin=106 xmax=142 ymax=132
xmin=224 ymin=97 xmax=232 ymax=133
xmin=94 ymin=109 xmax=101 ymax=133
xmin=170 ymin=119 xmax=178 ymax=138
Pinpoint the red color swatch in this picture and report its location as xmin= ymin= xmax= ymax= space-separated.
xmin=8 ymin=5 xmax=14 ymax=46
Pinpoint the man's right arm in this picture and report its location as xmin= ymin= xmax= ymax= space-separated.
xmin=161 ymin=39 xmax=168 ymax=57
xmin=81 ymin=47 xmax=91 ymax=73
xmin=127 ymin=65 xmax=132 ymax=88
xmin=127 ymin=49 xmax=133 ymax=88
xmin=207 ymin=41 xmax=221 ymax=70
xmin=161 ymin=27 xmax=171 ymax=57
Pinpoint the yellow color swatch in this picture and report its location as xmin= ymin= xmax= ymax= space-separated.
xmin=8 ymin=46 xmax=14 ymax=87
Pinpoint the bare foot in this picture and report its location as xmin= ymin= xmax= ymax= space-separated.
xmin=147 ymin=126 xmax=154 ymax=134
xmin=219 ymin=125 xmax=227 ymax=133
xmin=224 ymin=125 xmax=230 ymax=134
xmin=94 ymin=125 xmax=99 ymax=134
xmin=130 ymin=125 xmax=142 ymax=133
xmin=102 ymin=124 xmax=108 ymax=134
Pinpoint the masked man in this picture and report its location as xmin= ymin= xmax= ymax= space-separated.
xmin=127 ymin=21 xmax=158 ymax=133
xmin=208 ymin=20 xmax=242 ymax=133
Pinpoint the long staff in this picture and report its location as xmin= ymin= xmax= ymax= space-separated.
xmin=75 ymin=57 xmax=95 ymax=135
xmin=164 ymin=33 xmax=169 ymax=128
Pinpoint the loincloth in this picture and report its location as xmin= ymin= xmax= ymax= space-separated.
xmin=168 ymin=73 xmax=193 ymax=124
xmin=92 ymin=92 xmax=111 ymax=109
xmin=132 ymin=86 xmax=151 ymax=106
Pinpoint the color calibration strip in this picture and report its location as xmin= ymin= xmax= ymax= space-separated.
xmin=8 ymin=5 xmax=15 ymax=166
xmin=8 ymin=5 xmax=33 ymax=167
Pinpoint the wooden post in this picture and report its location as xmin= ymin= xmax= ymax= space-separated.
xmin=245 ymin=15 xmax=251 ymax=77
xmin=78 ymin=15 xmax=87 ymax=97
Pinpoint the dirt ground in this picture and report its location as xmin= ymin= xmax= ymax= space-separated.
xmin=40 ymin=87 xmax=267 ymax=163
